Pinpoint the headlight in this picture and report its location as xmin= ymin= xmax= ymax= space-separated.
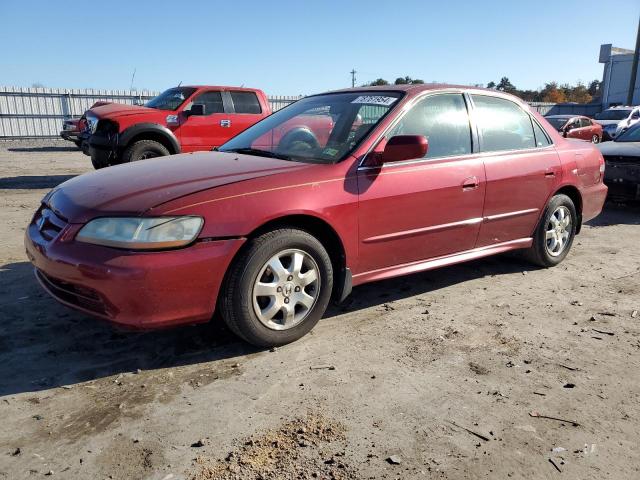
xmin=76 ymin=216 xmax=204 ymax=250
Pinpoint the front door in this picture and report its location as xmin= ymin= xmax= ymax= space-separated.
xmin=178 ymin=90 xmax=229 ymax=151
xmin=357 ymin=93 xmax=486 ymax=274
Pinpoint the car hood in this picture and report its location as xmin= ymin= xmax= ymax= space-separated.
xmin=47 ymin=152 xmax=309 ymax=223
xmin=597 ymin=140 xmax=640 ymax=157
xmin=89 ymin=102 xmax=160 ymax=118
xmin=594 ymin=119 xmax=622 ymax=127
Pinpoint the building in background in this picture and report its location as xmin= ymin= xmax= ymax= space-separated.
xmin=600 ymin=44 xmax=640 ymax=107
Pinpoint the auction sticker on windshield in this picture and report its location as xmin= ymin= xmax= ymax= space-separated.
xmin=351 ymin=95 xmax=398 ymax=106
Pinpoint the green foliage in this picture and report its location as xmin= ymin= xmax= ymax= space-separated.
xmin=484 ymin=78 xmax=601 ymax=104
xmin=365 ymin=76 xmax=424 ymax=86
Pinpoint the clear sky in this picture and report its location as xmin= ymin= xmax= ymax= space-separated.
xmin=1 ymin=0 xmax=638 ymax=95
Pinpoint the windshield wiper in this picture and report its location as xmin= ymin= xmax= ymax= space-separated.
xmin=223 ymin=148 xmax=293 ymax=161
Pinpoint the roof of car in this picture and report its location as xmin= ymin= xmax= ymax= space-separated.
xmin=328 ymin=83 xmax=492 ymax=94
xmin=176 ymin=85 xmax=263 ymax=92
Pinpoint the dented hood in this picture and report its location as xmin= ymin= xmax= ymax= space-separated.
xmin=46 ymin=152 xmax=307 ymax=223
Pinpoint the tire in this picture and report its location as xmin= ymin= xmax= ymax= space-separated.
xmin=220 ymin=228 xmax=334 ymax=347
xmin=90 ymin=148 xmax=110 ymax=170
xmin=591 ymin=134 xmax=600 ymax=144
xmin=277 ymin=129 xmax=320 ymax=154
xmin=121 ymin=139 xmax=170 ymax=163
xmin=524 ymin=194 xmax=577 ymax=267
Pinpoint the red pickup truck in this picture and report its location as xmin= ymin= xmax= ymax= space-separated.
xmin=86 ymin=86 xmax=271 ymax=169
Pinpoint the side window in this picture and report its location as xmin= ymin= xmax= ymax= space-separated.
xmin=190 ymin=91 xmax=224 ymax=115
xmin=580 ymin=118 xmax=591 ymax=127
xmin=531 ymin=119 xmax=551 ymax=147
xmin=471 ymin=95 xmax=536 ymax=152
xmin=387 ymin=93 xmax=472 ymax=159
xmin=230 ymin=91 xmax=262 ymax=114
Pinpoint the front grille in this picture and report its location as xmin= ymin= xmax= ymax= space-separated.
xmin=36 ymin=269 xmax=107 ymax=315
xmin=604 ymin=155 xmax=640 ymax=165
xmin=33 ymin=206 xmax=67 ymax=241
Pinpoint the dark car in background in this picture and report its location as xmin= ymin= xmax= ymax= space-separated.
xmin=60 ymin=116 xmax=86 ymax=148
xmin=545 ymin=115 xmax=602 ymax=143
xmin=597 ymin=123 xmax=640 ymax=202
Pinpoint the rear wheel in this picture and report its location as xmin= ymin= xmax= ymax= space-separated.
xmin=122 ymin=139 xmax=170 ymax=163
xmin=524 ymin=194 xmax=577 ymax=267
xmin=591 ymin=134 xmax=600 ymax=144
xmin=220 ymin=228 xmax=333 ymax=347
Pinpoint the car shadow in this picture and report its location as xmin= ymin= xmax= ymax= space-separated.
xmin=585 ymin=201 xmax=640 ymax=227
xmin=0 ymin=253 xmax=536 ymax=397
xmin=0 ymin=175 xmax=77 ymax=189
xmin=2 ymin=204 xmax=636 ymax=397
xmin=8 ymin=146 xmax=78 ymax=152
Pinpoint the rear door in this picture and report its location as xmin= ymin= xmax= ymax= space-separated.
xmin=471 ymin=94 xmax=561 ymax=247
xmin=224 ymin=90 xmax=266 ymax=138
xmin=178 ymin=90 xmax=228 ymax=151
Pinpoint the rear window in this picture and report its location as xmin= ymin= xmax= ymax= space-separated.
xmin=231 ymin=91 xmax=262 ymax=114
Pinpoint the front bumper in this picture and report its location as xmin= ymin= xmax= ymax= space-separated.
xmin=25 ymin=213 xmax=245 ymax=329
xmin=604 ymin=162 xmax=640 ymax=201
xmin=60 ymin=130 xmax=80 ymax=142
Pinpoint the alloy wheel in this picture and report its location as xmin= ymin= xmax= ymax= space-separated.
xmin=545 ymin=206 xmax=572 ymax=257
xmin=252 ymin=249 xmax=320 ymax=330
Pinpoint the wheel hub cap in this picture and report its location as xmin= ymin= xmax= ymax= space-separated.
xmin=545 ymin=206 xmax=572 ymax=257
xmin=252 ymin=249 xmax=320 ymax=331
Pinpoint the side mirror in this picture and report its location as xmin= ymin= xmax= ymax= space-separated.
xmin=188 ymin=104 xmax=206 ymax=116
xmin=380 ymin=135 xmax=428 ymax=163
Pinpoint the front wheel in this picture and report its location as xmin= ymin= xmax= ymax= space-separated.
xmin=524 ymin=194 xmax=577 ymax=267
xmin=591 ymin=134 xmax=600 ymax=144
xmin=220 ymin=228 xmax=333 ymax=347
xmin=122 ymin=139 xmax=170 ymax=163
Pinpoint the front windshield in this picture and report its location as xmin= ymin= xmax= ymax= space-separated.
xmin=545 ymin=117 xmax=568 ymax=130
xmin=145 ymin=87 xmax=196 ymax=111
xmin=218 ymin=91 xmax=404 ymax=163
xmin=595 ymin=109 xmax=631 ymax=121
xmin=615 ymin=123 xmax=640 ymax=142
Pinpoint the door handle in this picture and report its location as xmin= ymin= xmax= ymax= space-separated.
xmin=544 ymin=169 xmax=556 ymax=178
xmin=220 ymin=119 xmax=231 ymax=127
xmin=462 ymin=176 xmax=479 ymax=190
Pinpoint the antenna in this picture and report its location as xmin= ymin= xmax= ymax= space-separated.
xmin=130 ymin=68 xmax=136 ymax=92
xmin=350 ymin=69 xmax=357 ymax=88
xmin=177 ymin=80 xmax=182 ymax=87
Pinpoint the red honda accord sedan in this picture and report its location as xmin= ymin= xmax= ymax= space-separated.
xmin=25 ymin=85 xmax=607 ymax=346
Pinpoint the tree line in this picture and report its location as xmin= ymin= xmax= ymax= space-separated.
xmin=485 ymin=77 xmax=600 ymax=104
xmin=364 ymin=75 xmax=601 ymax=104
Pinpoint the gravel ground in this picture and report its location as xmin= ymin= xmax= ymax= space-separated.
xmin=1 ymin=140 xmax=639 ymax=480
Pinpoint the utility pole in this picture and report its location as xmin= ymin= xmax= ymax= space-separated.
xmin=627 ymin=15 xmax=640 ymax=105
xmin=350 ymin=69 xmax=357 ymax=88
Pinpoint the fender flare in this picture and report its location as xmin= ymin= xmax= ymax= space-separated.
xmin=118 ymin=123 xmax=181 ymax=154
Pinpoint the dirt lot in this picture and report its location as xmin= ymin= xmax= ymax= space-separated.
xmin=1 ymin=140 xmax=639 ymax=480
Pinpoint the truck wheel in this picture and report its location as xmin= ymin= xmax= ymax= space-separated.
xmin=220 ymin=228 xmax=333 ymax=347
xmin=90 ymin=148 xmax=110 ymax=169
xmin=524 ymin=194 xmax=577 ymax=267
xmin=122 ymin=140 xmax=170 ymax=163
